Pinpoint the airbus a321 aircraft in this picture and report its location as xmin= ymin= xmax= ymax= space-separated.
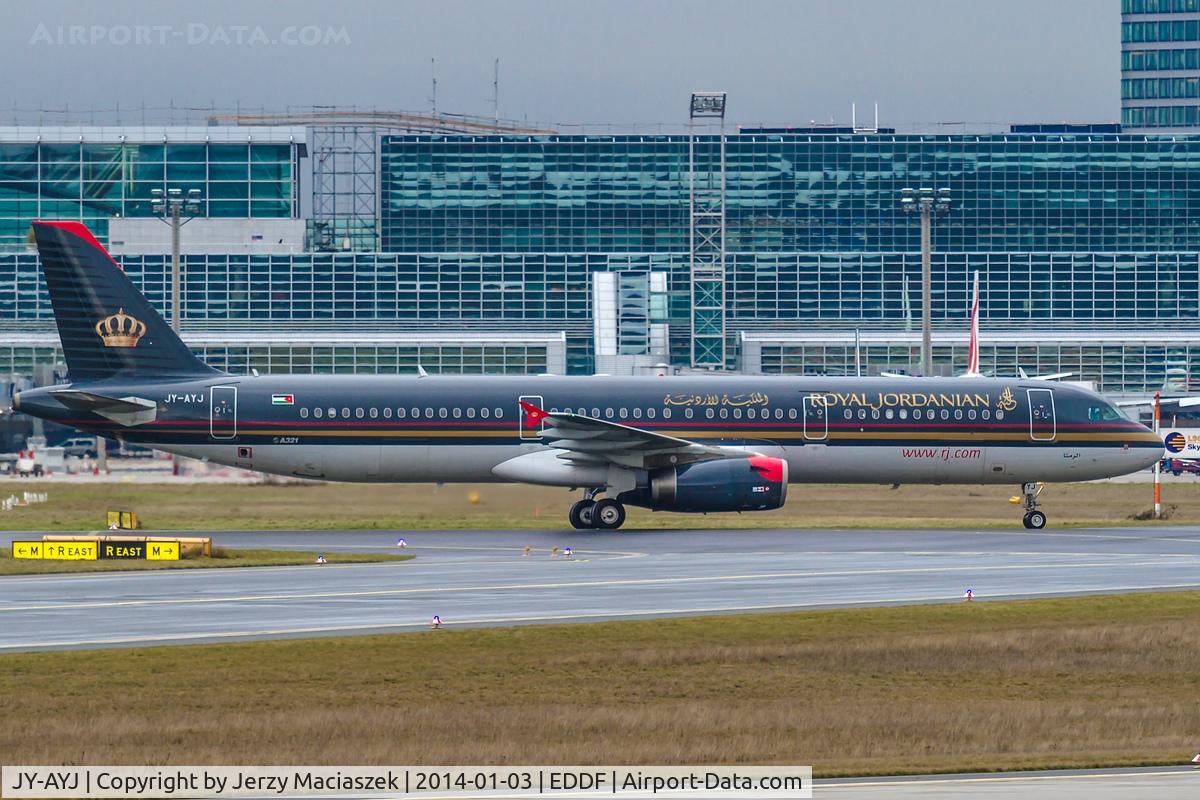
xmin=14 ymin=221 xmax=1163 ymax=530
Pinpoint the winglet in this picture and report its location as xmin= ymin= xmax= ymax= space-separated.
xmin=519 ymin=399 xmax=551 ymax=429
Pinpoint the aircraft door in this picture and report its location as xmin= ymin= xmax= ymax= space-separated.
xmin=210 ymin=386 xmax=237 ymax=440
xmin=1027 ymin=388 xmax=1055 ymax=442
xmin=802 ymin=395 xmax=828 ymax=441
xmin=518 ymin=394 xmax=544 ymax=441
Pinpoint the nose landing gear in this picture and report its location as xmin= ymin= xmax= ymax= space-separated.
xmin=1019 ymin=482 xmax=1047 ymax=529
xmin=568 ymin=489 xmax=626 ymax=530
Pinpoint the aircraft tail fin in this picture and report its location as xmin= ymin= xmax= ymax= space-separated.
xmin=964 ymin=270 xmax=982 ymax=378
xmin=31 ymin=221 xmax=218 ymax=382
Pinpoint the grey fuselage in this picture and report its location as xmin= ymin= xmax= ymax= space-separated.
xmin=14 ymin=373 xmax=1163 ymax=486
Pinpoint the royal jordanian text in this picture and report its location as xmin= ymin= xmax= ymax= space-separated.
xmin=1 ymin=765 xmax=813 ymax=798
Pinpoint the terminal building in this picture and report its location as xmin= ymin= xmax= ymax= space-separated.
xmin=0 ymin=118 xmax=1199 ymax=398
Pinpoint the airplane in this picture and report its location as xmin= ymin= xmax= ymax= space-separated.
xmin=11 ymin=221 xmax=1163 ymax=531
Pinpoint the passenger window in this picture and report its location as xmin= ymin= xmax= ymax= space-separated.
xmin=300 ymin=408 xmax=309 ymax=419
xmin=342 ymin=407 xmax=351 ymax=418
xmin=314 ymin=407 xmax=323 ymax=419
xmin=605 ymin=408 xmax=614 ymax=419
xmin=733 ymin=408 xmax=741 ymax=419
xmin=967 ymin=409 xmax=975 ymax=420
xmin=591 ymin=407 xmax=600 ymax=417
xmin=954 ymin=409 xmax=962 ymax=420
xmin=355 ymin=408 xmax=364 ymax=419
xmin=941 ymin=409 xmax=950 ymax=420
xmin=438 ymin=408 xmax=447 ymax=419
xmin=683 ymin=408 xmax=691 ymax=419
xmin=775 ymin=408 xmax=784 ymax=420
xmin=397 ymin=408 xmax=406 ymax=419
xmin=633 ymin=408 xmax=642 ymax=419
xmin=858 ymin=409 xmax=867 ymax=420
xmin=747 ymin=408 xmax=755 ymax=419
xmin=619 ymin=408 xmax=628 ymax=419
xmin=981 ymin=409 xmax=990 ymax=420
xmin=899 ymin=409 xmax=907 ymax=420
xmin=885 ymin=408 xmax=893 ymax=420
xmin=369 ymin=407 xmax=378 ymax=419
xmin=995 ymin=410 xmax=1004 ymax=421
xmin=788 ymin=408 xmax=797 ymax=420
xmin=452 ymin=407 xmax=461 ymax=419
xmin=495 ymin=408 xmax=503 ymax=418
xmin=647 ymin=408 xmax=655 ymax=419
xmin=871 ymin=408 xmax=880 ymax=420
xmin=481 ymin=408 xmax=490 ymax=419
xmin=913 ymin=409 xmax=922 ymax=420
xmin=706 ymin=408 xmax=715 ymax=419
xmin=720 ymin=408 xmax=729 ymax=419
xmin=327 ymin=407 xmax=336 ymax=418
xmin=844 ymin=409 xmax=853 ymax=420
xmin=466 ymin=407 xmax=475 ymax=418
xmin=425 ymin=407 xmax=434 ymax=418
xmin=383 ymin=407 xmax=392 ymax=418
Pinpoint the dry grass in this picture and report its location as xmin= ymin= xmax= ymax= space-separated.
xmin=0 ymin=480 xmax=1193 ymax=530
xmin=1 ymin=592 xmax=1198 ymax=775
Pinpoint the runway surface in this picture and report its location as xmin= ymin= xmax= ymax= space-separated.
xmin=2 ymin=525 xmax=1199 ymax=652
xmin=818 ymin=766 xmax=1199 ymax=799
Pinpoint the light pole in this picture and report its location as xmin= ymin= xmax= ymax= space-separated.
xmin=901 ymin=187 xmax=952 ymax=376
xmin=150 ymin=188 xmax=202 ymax=332
xmin=150 ymin=188 xmax=201 ymax=477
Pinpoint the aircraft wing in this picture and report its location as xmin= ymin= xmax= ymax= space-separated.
xmin=520 ymin=400 xmax=753 ymax=470
xmin=50 ymin=389 xmax=157 ymax=427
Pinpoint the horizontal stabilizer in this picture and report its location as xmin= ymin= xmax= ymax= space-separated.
xmin=50 ymin=389 xmax=157 ymax=427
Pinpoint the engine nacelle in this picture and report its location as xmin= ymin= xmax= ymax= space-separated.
xmin=619 ymin=456 xmax=788 ymax=513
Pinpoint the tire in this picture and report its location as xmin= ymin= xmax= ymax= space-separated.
xmin=593 ymin=499 xmax=626 ymax=530
xmin=1026 ymin=510 xmax=1047 ymax=530
xmin=568 ymin=500 xmax=595 ymax=530
xmin=1021 ymin=512 xmax=1032 ymax=529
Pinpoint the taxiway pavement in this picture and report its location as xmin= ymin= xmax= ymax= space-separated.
xmin=2 ymin=526 xmax=1199 ymax=652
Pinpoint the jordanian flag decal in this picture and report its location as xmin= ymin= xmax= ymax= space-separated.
xmin=272 ymin=394 xmax=295 ymax=405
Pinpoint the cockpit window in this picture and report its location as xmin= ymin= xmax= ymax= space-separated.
xmin=1088 ymin=405 xmax=1126 ymax=422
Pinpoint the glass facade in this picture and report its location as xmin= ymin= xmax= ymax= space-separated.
xmin=0 ymin=130 xmax=300 ymax=252
xmin=1121 ymin=1 xmax=1200 ymax=130
xmin=379 ymin=132 xmax=1200 ymax=373
xmin=0 ymin=342 xmax=553 ymax=378
xmin=752 ymin=339 xmax=1200 ymax=394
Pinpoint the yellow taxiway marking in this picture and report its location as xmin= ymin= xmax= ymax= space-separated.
xmin=2 ymin=558 xmax=1200 ymax=614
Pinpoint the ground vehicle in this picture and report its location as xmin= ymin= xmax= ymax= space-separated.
xmin=1161 ymin=457 xmax=1200 ymax=476
xmin=59 ymin=435 xmax=99 ymax=458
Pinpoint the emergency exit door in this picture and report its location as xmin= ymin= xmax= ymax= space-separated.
xmin=518 ymin=394 xmax=544 ymax=440
xmin=210 ymin=386 xmax=238 ymax=440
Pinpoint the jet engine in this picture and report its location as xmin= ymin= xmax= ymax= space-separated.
xmin=619 ymin=456 xmax=788 ymax=513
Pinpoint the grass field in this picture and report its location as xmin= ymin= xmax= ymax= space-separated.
xmin=0 ymin=547 xmax=413 ymax=575
xmin=0 ymin=592 xmax=1196 ymax=775
xmin=0 ymin=479 xmax=1191 ymax=530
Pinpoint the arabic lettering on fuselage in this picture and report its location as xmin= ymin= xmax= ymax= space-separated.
xmin=806 ymin=391 xmax=1001 ymax=412
xmin=663 ymin=392 xmax=770 ymax=407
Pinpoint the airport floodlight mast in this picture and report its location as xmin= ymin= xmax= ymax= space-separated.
xmin=900 ymin=187 xmax=952 ymax=376
xmin=150 ymin=188 xmax=202 ymax=333
xmin=689 ymin=91 xmax=728 ymax=369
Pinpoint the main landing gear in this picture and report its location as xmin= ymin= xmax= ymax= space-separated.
xmin=568 ymin=489 xmax=626 ymax=530
xmin=1019 ymin=481 xmax=1047 ymax=529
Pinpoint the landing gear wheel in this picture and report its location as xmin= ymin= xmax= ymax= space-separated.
xmin=592 ymin=499 xmax=626 ymax=530
xmin=1026 ymin=510 xmax=1047 ymax=530
xmin=1018 ymin=481 xmax=1046 ymax=530
xmin=568 ymin=500 xmax=595 ymax=530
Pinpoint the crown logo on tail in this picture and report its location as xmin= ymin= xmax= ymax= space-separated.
xmin=94 ymin=308 xmax=146 ymax=348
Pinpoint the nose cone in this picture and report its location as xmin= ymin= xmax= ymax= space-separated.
xmin=1132 ymin=426 xmax=1166 ymax=472
xmin=10 ymin=390 xmax=19 ymax=411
